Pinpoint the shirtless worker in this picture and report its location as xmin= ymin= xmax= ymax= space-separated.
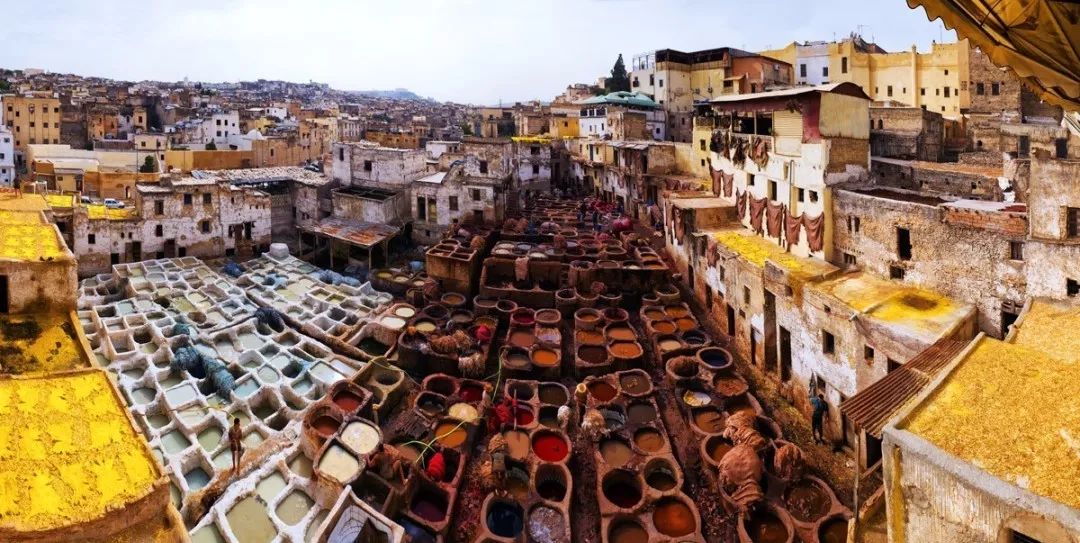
xmin=229 ymin=418 xmax=244 ymax=475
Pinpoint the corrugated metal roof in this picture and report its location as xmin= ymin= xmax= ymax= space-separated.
xmin=300 ymin=218 xmax=401 ymax=249
xmin=575 ymin=91 xmax=660 ymax=109
xmin=841 ymin=338 xmax=969 ymax=438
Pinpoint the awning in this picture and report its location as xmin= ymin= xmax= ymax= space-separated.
xmin=908 ymin=0 xmax=1080 ymax=112
xmin=841 ymin=338 xmax=969 ymax=438
xmin=301 ymin=218 xmax=402 ymax=249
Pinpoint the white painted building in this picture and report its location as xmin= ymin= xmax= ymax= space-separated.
xmin=794 ymin=42 xmax=832 ymax=86
xmin=0 ymin=126 xmax=14 ymax=185
xmin=205 ymin=110 xmax=240 ymax=144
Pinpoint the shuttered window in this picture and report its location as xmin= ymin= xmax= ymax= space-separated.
xmin=772 ymin=110 xmax=803 ymax=156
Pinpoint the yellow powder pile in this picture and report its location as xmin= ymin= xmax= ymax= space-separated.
xmin=904 ymin=338 xmax=1080 ymax=511
xmin=0 ymin=370 xmax=160 ymax=532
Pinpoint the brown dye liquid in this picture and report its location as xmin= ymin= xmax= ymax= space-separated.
xmin=607 ymin=326 xmax=635 ymax=341
xmin=819 ymin=517 xmax=848 ymax=543
xmin=693 ymin=409 xmax=725 ymax=433
xmin=600 ymin=439 xmax=632 ymax=467
xmin=537 ymin=478 xmax=566 ymax=501
xmin=576 ymin=330 xmax=604 ymax=345
xmin=603 ymin=477 xmax=642 ymax=508
xmin=646 ymin=466 xmax=677 ymax=491
xmin=715 ymin=376 xmax=747 ymax=396
xmin=652 ymin=321 xmax=677 ymax=334
xmin=313 ymin=416 xmax=339 ymax=438
xmin=509 ymin=331 xmax=535 ymax=348
xmin=633 ymin=428 xmax=664 ymax=452
xmin=579 ymin=346 xmax=608 ymax=364
xmin=658 ymin=339 xmax=682 ymax=352
xmin=644 ymin=309 xmax=666 ymax=320
xmin=664 ymin=306 xmax=689 ymax=318
xmin=785 ymin=479 xmax=830 ymax=522
xmin=588 ymin=381 xmax=617 ymax=402
xmin=708 ymin=439 xmax=733 ymax=463
xmin=619 ymin=374 xmax=650 ymax=394
xmin=627 ymin=403 xmax=658 ymax=425
xmin=745 ymin=510 xmax=788 ymax=543
xmin=609 ymin=521 xmax=649 ymax=543
xmin=652 ymin=499 xmax=696 ymax=537
xmin=532 ymin=349 xmax=558 ymax=367
xmin=610 ymin=342 xmax=642 ymax=358
xmin=676 ymin=318 xmax=697 ymax=331
xmin=504 ymin=430 xmax=530 ymax=460
xmin=538 ymin=384 xmax=567 ymax=405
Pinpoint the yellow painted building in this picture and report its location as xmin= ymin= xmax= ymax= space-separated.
xmin=759 ymin=37 xmax=971 ymax=118
xmin=1 ymin=92 xmax=62 ymax=165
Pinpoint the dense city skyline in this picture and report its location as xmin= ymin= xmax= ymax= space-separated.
xmin=2 ymin=0 xmax=954 ymax=104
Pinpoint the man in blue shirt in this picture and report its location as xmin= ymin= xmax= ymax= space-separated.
xmin=810 ymin=393 xmax=828 ymax=444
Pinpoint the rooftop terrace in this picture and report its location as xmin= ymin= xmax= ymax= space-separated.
xmin=901 ymin=300 xmax=1080 ymax=511
xmin=0 ymin=369 xmax=165 ymax=535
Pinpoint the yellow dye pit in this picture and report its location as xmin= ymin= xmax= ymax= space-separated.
xmin=0 ymin=370 xmax=161 ymax=533
xmin=0 ymin=313 xmax=89 ymax=374
xmin=0 ymin=210 xmax=46 ymax=225
xmin=903 ymin=336 xmax=1080 ymax=511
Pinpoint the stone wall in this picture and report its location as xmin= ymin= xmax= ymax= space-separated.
xmin=871 ymin=159 xmax=1002 ymax=201
xmin=832 ymin=189 xmax=1025 ymax=337
xmin=869 ymin=107 xmax=943 ymax=161
xmin=883 ymin=431 xmax=1080 ymax=543
xmin=0 ymin=257 xmax=78 ymax=314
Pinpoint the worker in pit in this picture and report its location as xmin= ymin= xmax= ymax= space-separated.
xmin=229 ymin=418 xmax=244 ymax=475
xmin=488 ymin=433 xmax=509 ymax=496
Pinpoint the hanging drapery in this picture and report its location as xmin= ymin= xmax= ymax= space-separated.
xmin=710 ymin=164 xmax=724 ymax=196
xmin=722 ymin=172 xmax=734 ymax=198
xmin=784 ymin=211 xmax=803 ymax=248
xmin=802 ymin=212 xmax=825 ymax=252
xmin=707 ymin=236 xmax=719 ymax=267
xmin=736 ymin=190 xmax=748 ymax=220
xmin=674 ymin=209 xmax=686 ymax=241
xmin=766 ymin=200 xmax=785 ymax=239
xmin=751 ymin=137 xmax=770 ymax=169
xmin=749 ymin=197 xmax=767 ymax=234
xmin=732 ymin=138 xmax=747 ymax=167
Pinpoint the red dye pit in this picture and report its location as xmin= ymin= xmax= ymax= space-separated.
xmin=333 ymin=391 xmax=363 ymax=413
xmin=532 ymin=433 xmax=569 ymax=462
xmin=458 ymin=383 xmax=483 ymax=403
xmin=515 ymin=407 xmax=535 ymax=426
xmin=313 ymin=416 xmax=339 ymax=438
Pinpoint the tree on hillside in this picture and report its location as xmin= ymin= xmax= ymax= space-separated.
xmin=139 ymin=155 xmax=157 ymax=173
xmin=606 ymin=54 xmax=631 ymax=93
xmin=205 ymin=141 xmax=217 ymax=151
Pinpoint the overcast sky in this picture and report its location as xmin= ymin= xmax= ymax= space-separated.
xmin=2 ymin=0 xmax=954 ymax=104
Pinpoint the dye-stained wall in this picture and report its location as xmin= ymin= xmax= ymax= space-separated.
xmin=883 ymin=429 xmax=1080 ymax=543
xmin=832 ymin=189 xmax=1026 ymax=337
xmin=332 ymin=142 xmax=427 ymax=190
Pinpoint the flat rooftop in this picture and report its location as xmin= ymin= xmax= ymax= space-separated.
xmin=711 ymin=229 xmax=838 ymax=283
xmin=0 ymin=194 xmax=72 ymax=263
xmin=335 ymin=186 xmax=399 ymax=201
xmin=85 ymin=203 xmax=138 ymax=221
xmin=872 ymin=156 xmax=1004 ymax=178
xmin=0 ymin=312 xmax=89 ymax=374
xmin=811 ymin=271 xmax=972 ymax=344
xmin=902 ymin=300 xmax=1080 ymax=510
xmin=0 ymin=369 xmax=163 ymax=533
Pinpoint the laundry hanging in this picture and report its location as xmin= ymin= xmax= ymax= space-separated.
xmin=802 ymin=212 xmax=825 ymax=252
xmin=722 ymin=172 xmax=734 ymax=198
xmin=751 ymin=137 xmax=770 ymax=169
xmin=749 ymin=197 xmax=767 ymax=234
xmin=766 ymin=200 xmax=785 ymax=239
xmin=784 ymin=211 xmax=803 ymax=247
xmin=736 ymin=190 xmax=748 ymax=220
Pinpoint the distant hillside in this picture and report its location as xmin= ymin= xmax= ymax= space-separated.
xmin=349 ymin=88 xmax=425 ymax=101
